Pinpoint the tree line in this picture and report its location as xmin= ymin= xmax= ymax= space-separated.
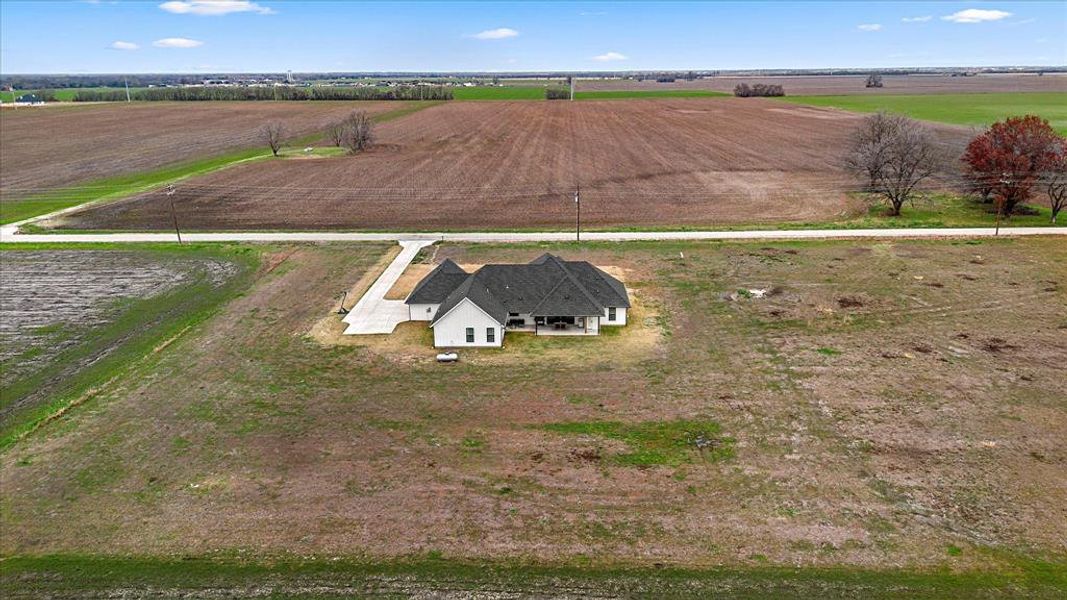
xmin=845 ymin=112 xmax=1066 ymax=223
xmin=72 ymin=86 xmax=453 ymax=102
xmin=733 ymin=83 xmax=786 ymax=97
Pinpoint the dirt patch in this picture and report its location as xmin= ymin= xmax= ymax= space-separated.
xmin=578 ymin=73 xmax=1067 ymax=95
xmin=52 ymin=98 xmax=918 ymax=231
xmin=766 ymin=106 xmax=857 ymax=120
xmin=384 ymin=263 xmax=431 ymax=300
xmin=983 ymin=337 xmax=1020 ymax=353
xmin=0 ymin=247 xmax=244 ymax=431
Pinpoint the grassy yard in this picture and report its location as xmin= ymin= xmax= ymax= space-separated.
xmin=2 ymin=239 xmax=1064 ymax=588
xmin=779 ymin=92 xmax=1067 ymax=135
xmin=0 ymin=102 xmax=439 ymax=225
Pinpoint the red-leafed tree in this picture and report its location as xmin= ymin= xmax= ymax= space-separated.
xmin=961 ymin=115 xmax=1062 ymax=216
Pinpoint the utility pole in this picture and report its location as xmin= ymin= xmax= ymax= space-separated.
xmin=574 ymin=184 xmax=581 ymax=242
xmin=569 ymin=76 xmax=575 ymax=101
xmin=166 ymin=185 xmax=182 ymax=244
xmin=124 ymin=77 xmax=131 ymax=102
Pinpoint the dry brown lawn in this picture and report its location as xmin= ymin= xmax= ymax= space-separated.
xmin=2 ymin=238 xmax=1064 ymax=571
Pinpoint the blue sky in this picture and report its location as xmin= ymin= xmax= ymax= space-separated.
xmin=1 ymin=1 xmax=1064 ymax=73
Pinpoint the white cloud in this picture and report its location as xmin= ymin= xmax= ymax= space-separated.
xmin=153 ymin=37 xmax=204 ymax=48
xmin=159 ymin=1 xmax=274 ymax=16
xmin=857 ymin=23 xmax=882 ymax=31
xmin=901 ymin=16 xmax=932 ymax=23
xmin=468 ymin=27 xmax=519 ymax=40
xmin=942 ymin=9 xmax=1012 ymax=23
xmin=109 ymin=40 xmax=139 ymax=50
xmin=592 ymin=51 xmax=627 ymax=62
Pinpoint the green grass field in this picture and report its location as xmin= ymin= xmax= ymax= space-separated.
xmin=780 ymin=92 xmax=1067 ymax=135
xmin=452 ymin=86 xmax=551 ymax=100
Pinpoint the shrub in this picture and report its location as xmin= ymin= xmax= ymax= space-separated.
xmin=733 ymin=83 xmax=785 ymax=97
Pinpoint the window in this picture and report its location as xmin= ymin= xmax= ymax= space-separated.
xmin=608 ymin=307 xmax=617 ymax=321
xmin=465 ymin=327 xmax=474 ymax=343
xmin=486 ymin=327 xmax=495 ymax=343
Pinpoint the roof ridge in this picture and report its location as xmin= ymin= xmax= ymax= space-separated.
xmin=529 ymin=269 xmax=604 ymax=316
xmin=556 ymin=261 xmax=603 ymax=310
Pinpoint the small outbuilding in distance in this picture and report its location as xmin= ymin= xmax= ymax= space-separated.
xmin=406 ymin=253 xmax=630 ymax=348
xmin=14 ymin=93 xmax=44 ymax=105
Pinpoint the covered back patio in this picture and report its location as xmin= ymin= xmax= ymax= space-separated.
xmin=506 ymin=315 xmax=600 ymax=336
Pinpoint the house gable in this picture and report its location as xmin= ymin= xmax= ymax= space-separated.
xmin=405 ymin=259 xmax=469 ymax=305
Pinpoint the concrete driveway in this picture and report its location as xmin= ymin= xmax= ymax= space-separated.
xmin=342 ymin=240 xmax=434 ymax=335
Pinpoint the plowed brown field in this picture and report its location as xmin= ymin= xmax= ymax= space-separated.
xmin=579 ymin=73 xmax=1067 ymax=95
xmin=55 ymin=98 xmax=968 ymax=231
xmin=0 ymin=101 xmax=401 ymax=191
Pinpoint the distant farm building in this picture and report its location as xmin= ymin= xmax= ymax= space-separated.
xmin=15 ymin=93 xmax=44 ymax=105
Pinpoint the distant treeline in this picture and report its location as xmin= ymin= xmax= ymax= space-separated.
xmin=73 ymin=86 xmax=453 ymax=102
xmin=733 ymin=83 xmax=786 ymax=97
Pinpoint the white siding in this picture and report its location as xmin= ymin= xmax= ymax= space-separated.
xmin=432 ymin=299 xmax=503 ymax=347
xmin=408 ymin=303 xmax=439 ymax=321
xmin=602 ymin=306 xmax=627 ymax=326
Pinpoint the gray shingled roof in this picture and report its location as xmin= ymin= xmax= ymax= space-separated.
xmin=405 ymin=259 xmax=469 ymax=305
xmin=419 ymin=254 xmax=629 ymax=326
xmin=431 ymin=273 xmax=509 ymax=326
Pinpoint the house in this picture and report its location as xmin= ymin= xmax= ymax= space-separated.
xmin=405 ymin=253 xmax=630 ymax=348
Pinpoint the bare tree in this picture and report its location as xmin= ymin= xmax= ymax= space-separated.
xmin=865 ymin=73 xmax=884 ymax=88
xmin=844 ymin=111 xmax=895 ymax=190
xmin=261 ymin=121 xmax=285 ymax=156
xmin=1042 ymin=140 xmax=1067 ymax=224
xmin=845 ymin=112 xmax=941 ymax=216
xmin=340 ymin=110 xmax=374 ymax=154
xmin=326 ymin=122 xmax=345 ymax=147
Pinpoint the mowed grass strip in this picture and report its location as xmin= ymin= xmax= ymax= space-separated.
xmin=779 ymin=92 xmax=1067 ymax=135
xmin=0 ymin=102 xmax=439 ymax=225
xmin=542 ymin=419 xmax=734 ymax=466
xmin=3 ymin=553 xmax=1065 ymax=599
